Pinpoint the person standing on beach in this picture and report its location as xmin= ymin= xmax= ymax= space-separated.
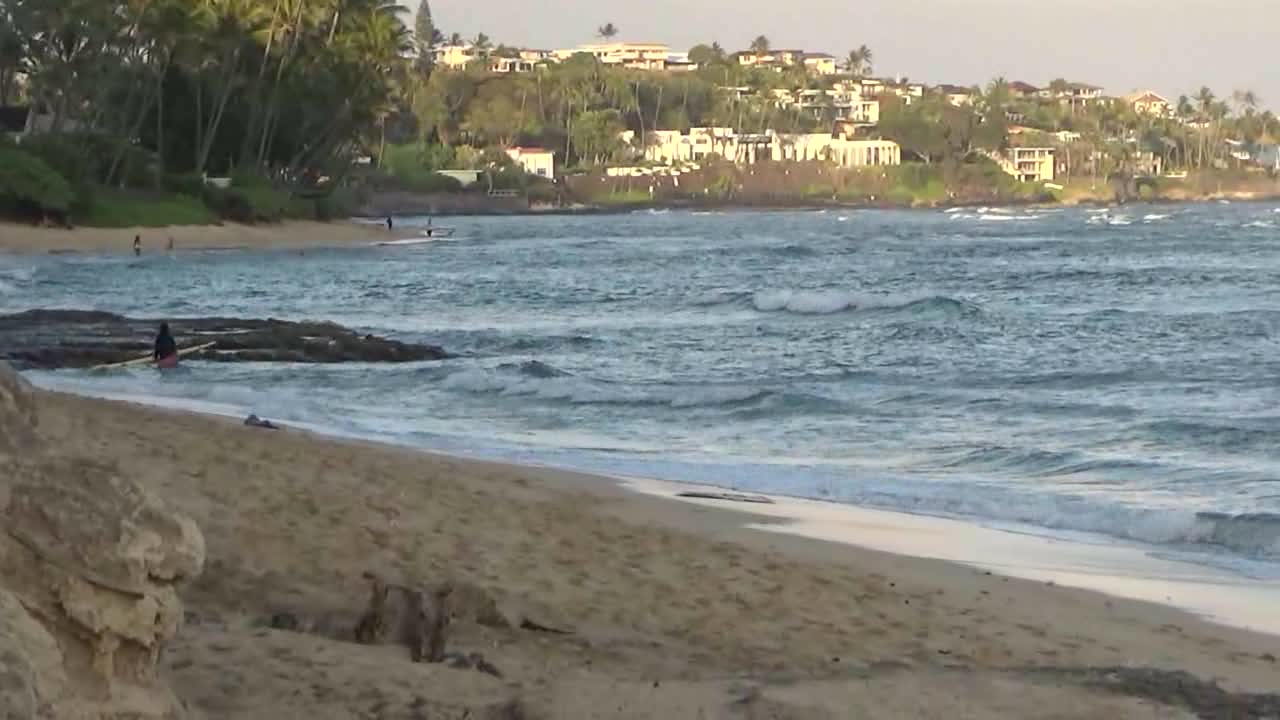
xmin=153 ymin=322 xmax=178 ymax=368
xmin=386 ymin=216 xmax=393 ymax=231
xmin=166 ymin=236 xmax=174 ymax=253
xmin=133 ymin=235 xmax=141 ymax=257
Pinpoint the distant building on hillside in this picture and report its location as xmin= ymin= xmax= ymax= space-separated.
xmin=802 ymin=53 xmax=839 ymax=75
xmin=665 ymin=52 xmax=698 ymax=73
xmin=506 ymin=147 xmax=555 ymax=179
xmin=554 ymin=42 xmax=671 ymax=70
xmin=765 ymin=84 xmax=880 ymax=125
xmin=733 ymin=49 xmax=821 ymax=72
xmin=936 ymin=84 xmax=976 ymax=107
xmin=990 ymin=147 xmax=1055 ymax=182
xmin=433 ymin=44 xmax=477 ymax=69
xmin=1055 ymin=82 xmax=1105 ymax=110
xmin=639 ymin=127 xmax=900 ymax=169
xmin=1126 ymin=90 xmax=1172 ymax=117
xmin=1008 ymin=81 xmax=1042 ymax=99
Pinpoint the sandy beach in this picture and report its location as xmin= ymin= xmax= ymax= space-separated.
xmin=7 ymin=383 xmax=1276 ymax=718
xmin=0 ymin=220 xmax=419 ymax=255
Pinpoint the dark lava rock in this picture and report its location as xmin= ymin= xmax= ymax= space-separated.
xmin=0 ymin=309 xmax=448 ymax=369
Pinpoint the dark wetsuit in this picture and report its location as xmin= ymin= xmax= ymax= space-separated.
xmin=154 ymin=330 xmax=177 ymax=361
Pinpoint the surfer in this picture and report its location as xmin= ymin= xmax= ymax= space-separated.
xmin=153 ymin=322 xmax=178 ymax=368
xmin=425 ymin=216 xmax=433 ymax=238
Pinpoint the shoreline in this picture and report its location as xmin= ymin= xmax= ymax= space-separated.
xmin=0 ymin=219 xmax=420 ymax=255
xmin=359 ymin=188 xmax=1280 ymax=217
xmin=16 ymin=381 xmax=1280 ymax=716
xmin=29 ymin=377 xmax=1280 ymax=639
xmin=4 ymin=192 xmax=1274 ymax=255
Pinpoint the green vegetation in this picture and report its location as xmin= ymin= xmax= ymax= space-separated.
xmin=1 ymin=0 xmax=410 ymax=226
xmin=78 ymin=189 xmax=215 ymax=228
xmin=0 ymin=144 xmax=73 ymax=215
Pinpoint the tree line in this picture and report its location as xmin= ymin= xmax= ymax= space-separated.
xmin=1 ymin=0 xmax=411 ymax=187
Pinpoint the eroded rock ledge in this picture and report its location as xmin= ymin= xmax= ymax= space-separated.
xmin=0 ymin=362 xmax=205 ymax=719
xmin=0 ymin=309 xmax=448 ymax=369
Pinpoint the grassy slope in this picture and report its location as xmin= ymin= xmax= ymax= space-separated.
xmin=79 ymin=189 xmax=217 ymax=228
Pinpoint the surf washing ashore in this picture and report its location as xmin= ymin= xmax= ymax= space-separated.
xmin=5 ymin=203 xmax=1280 ymax=717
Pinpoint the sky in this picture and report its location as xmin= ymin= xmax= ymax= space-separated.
xmin=422 ymin=0 xmax=1276 ymax=110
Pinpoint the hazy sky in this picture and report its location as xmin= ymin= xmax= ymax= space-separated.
xmin=425 ymin=0 xmax=1276 ymax=110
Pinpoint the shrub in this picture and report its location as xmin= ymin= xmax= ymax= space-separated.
xmin=0 ymin=145 xmax=75 ymax=214
xmin=314 ymin=186 xmax=360 ymax=220
xmin=163 ymin=172 xmax=207 ymax=198
xmin=409 ymin=172 xmax=464 ymax=193
xmin=77 ymin=188 xmax=215 ymax=227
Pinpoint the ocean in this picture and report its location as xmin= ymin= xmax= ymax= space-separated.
xmin=7 ymin=203 xmax=1280 ymax=577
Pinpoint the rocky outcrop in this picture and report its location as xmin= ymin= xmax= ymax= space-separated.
xmin=0 ymin=361 xmax=206 ymax=719
xmin=0 ymin=361 xmax=38 ymax=455
xmin=0 ymin=310 xmax=448 ymax=370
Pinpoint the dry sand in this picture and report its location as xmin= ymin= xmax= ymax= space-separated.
xmin=0 ymin=220 xmax=415 ymax=254
xmin=27 ymin=388 xmax=1280 ymax=718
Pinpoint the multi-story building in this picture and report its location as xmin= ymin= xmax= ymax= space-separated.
xmin=1126 ymin=90 xmax=1171 ymax=117
xmin=555 ymin=42 xmax=671 ymax=70
xmin=802 ymin=53 xmax=839 ymax=75
xmin=992 ymin=147 xmax=1055 ymax=182
xmin=1056 ymin=82 xmax=1105 ymax=110
xmin=640 ymin=128 xmax=900 ymax=169
xmin=771 ymin=85 xmax=880 ymax=125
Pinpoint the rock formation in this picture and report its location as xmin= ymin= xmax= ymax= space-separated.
xmin=0 ymin=310 xmax=448 ymax=370
xmin=0 ymin=361 xmax=206 ymax=719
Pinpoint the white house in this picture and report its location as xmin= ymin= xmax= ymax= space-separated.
xmin=639 ymin=128 xmax=900 ymax=169
xmin=506 ymin=146 xmax=555 ymax=179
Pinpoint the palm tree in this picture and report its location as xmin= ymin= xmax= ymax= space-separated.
xmin=985 ymin=77 xmax=1011 ymax=111
xmin=190 ymin=0 xmax=271 ymax=174
xmin=596 ymin=22 xmax=618 ymax=40
xmin=843 ymin=45 xmax=872 ymax=78
xmin=448 ymin=31 xmax=463 ymax=46
xmin=749 ymin=35 xmax=770 ymax=55
xmin=473 ymin=32 xmax=491 ymax=54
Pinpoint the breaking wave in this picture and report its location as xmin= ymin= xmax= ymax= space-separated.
xmin=822 ymin=475 xmax=1280 ymax=560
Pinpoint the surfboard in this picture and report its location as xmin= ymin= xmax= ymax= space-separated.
xmin=90 ymin=341 xmax=217 ymax=371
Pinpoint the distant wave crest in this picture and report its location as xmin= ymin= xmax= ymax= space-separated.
xmin=750 ymin=290 xmax=976 ymax=316
xmin=442 ymin=361 xmax=772 ymax=409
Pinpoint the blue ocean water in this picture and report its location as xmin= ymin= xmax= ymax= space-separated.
xmin=7 ymin=203 xmax=1280 ymax=572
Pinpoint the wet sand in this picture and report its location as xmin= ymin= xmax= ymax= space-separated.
xmin=25 ymin=386 xmax=1280 ymax=718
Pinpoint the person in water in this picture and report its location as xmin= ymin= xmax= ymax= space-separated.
xmin=133 ymin=235 xmax=142 ymax=257
xmin=385 ymin=216 xmax=393 ymax=231
xmin=153 ymin=322 xmax=178 ymax=368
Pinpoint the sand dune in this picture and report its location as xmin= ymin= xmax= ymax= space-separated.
xmin=17 ymin=386 xmax=1280 ymax=718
